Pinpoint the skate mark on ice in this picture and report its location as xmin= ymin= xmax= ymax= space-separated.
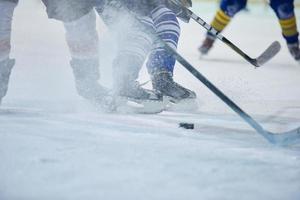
xmin=0 ymin=107 xmax=44 ymax=118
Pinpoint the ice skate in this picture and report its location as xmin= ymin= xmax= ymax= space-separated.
xmin=112 ymin=80 xmax=167 ymax=114
xmin=71 ymin=58 xmax=108 ymax=106
xmin=287 ymin=42 xmax=300 ymax=63
xmin=198 ymin=35 xmax=216 ymax=55
xmin=151 ymin=69 xmax=198 ymax=111
xmin=0 ymin=59 xmax=14 ymax=105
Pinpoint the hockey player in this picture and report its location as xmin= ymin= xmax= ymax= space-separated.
xmin=146 ymin=0 xmax=197 ymax=105
xmin=199 ymin=0 xmax=300 ymax=63
xmin=98 ymin=0 xmax=197 ymax=108
xmin=41 ymin=0 xmax=109 ymax=105
xmin=95 ymin=1 xmax=164 ymax=108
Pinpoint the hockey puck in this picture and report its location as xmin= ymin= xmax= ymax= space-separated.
xmin=179 ymin=123 xmax=194 ymax=129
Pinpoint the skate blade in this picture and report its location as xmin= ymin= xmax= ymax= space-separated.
xmin=165 ymin=97 xmax=199 ymax=112
xmin=114 ymin=97 xmax=168 ymax=114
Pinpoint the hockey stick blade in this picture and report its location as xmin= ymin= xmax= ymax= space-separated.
xmin=170 ymin=0 xmax=281 ymax=67
xmin=253 ymin=41 xmax=281 ymax=67
xmin=268 ymin=127 xmax=300 ymax=146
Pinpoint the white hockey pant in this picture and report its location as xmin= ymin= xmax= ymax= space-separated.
xmin=63 ymin=10 xmax=99 ymax=61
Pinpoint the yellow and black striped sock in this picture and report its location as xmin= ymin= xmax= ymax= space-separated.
xmin=279 ymin=16 xmax=298 ymax=39
xmin=211 ymin=9 xmax=231 ymax=32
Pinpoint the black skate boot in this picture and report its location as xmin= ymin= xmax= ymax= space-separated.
xmin=198 ymin=34 xmax=216 ymax=55
xmin=0 ymin=58 xmax=14 ymax=105
xmin=287 ymin=42 xmax=300 ymax=63
xmin=111 ymin=51 xmax=167 ymax=114
xmin=71 ymin=58 xmax=108 ymax=105
xmin=151 ymin=69 xmax=198 ymax=111
xmin=113 ymin=78 xmax=166 ymax=114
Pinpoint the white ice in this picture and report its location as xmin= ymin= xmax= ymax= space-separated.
xmin=0 ymin=1 xmax=300 ymax=200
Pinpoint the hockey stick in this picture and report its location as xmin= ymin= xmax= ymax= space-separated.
xmin=162 ymin=42 xmax=300 ymax=145
xmin=169 ymin=0 xmax=281 ymax=67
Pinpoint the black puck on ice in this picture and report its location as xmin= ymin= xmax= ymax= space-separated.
xmin=179 ymin=122 xmax=194 ymax=129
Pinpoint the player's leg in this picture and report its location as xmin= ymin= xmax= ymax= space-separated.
xmin=0 ymin=0 xmax=18 ymax=104
xmin=199 ymin=0 xmax=247 ymax=55
xmin=270 ymin=0 xmax=300 ymax=62
xmin=113 ymin=17 xmax=163 ymax=102
xmin=96 ymin=1 xmax=164 ymax=103
xmin=42 ymin=0 xmax=107 ymax=103
xmin=63 ymin=10 xmax=108 ymax=102
xmin=147 ymin=5 xmax=196 ymax=102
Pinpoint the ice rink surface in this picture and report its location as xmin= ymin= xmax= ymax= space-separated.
xmin=0 ymin=1 xmax=300 ymax=200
